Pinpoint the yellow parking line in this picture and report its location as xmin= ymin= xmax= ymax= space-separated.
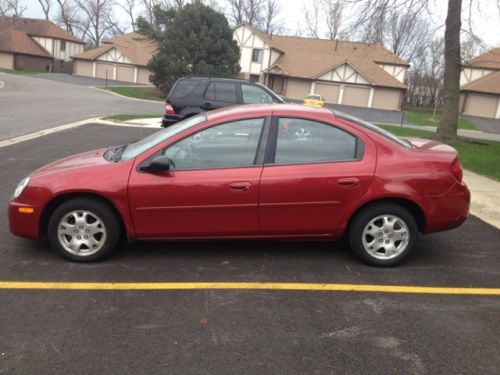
xmin=0 ymin=282 xmax=499 ymax=295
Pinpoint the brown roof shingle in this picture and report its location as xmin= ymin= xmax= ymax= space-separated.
xmin=72 ymin=32 xmax=157 ymax=66
xmin=0 ymin=16 xmax=83 ymax=43
xmin=461 ymin=70 xmax=500 ymax=95
xmin=0 ymin=28 xmax=51 ymax=58
xmin=465 ymin=48 xmax=500 ymax=70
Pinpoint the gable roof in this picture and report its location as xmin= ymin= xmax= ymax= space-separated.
xmin=0 ymin=28 xmax=51 ymax=58
xmin=234 ymin=23 xmax=408 ymax=89
xmin=0 ymin=16 xmax=83 ymax=43
xmin=464 ymin=48 xmax=500 ymax=70
xmin=461 ymin=70 xmax=500 ymax=95
xmin=72 ymin=32 xmax=157 ymax=66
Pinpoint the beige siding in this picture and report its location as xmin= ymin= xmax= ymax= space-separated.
xmin=372 ymin=88 xmax=401 ymax=110
xmin=285 ymin=78 xmax=311 ymax=100
xmin=342 ymin=86 xmax=370 ymax=107
xmin=315 ymin=83 xmax=340 ymax=104
xmin=0 ymin=52 xmax=14 ymax=69
xmin=95 ymin=62 xmax=114 ymax=79
xmin=464 ymin=93 xmax=498 ymax=118
xmin=137 ymin=68 xmax=151 ymax=84
xmin=116 ymin=65 xmax=135 ymax=82
xmin=73 ymin=60 xmax=93 ymax=77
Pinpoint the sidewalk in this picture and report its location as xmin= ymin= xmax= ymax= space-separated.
xmin=463 ymin=170 xmax=500 ymax=229
xmin=381 ymin=122 xmax=500 ymax=142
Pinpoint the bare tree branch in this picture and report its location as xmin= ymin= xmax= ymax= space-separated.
xmin=37 ymin=0 xmax=52 ymax=19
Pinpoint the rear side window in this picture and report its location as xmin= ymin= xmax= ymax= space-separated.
xmin=242 ymin=84 xmax=273 ymax=104
xmin=204 ymin=82 xmax=237 ymax=103
xmin=170 ymin=79 xmax=201 ymax=99
xmin=274 ymin=118 xmax=359 ymax=164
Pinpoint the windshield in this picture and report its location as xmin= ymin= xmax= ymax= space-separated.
xmin=333 ymin=111 xmax=411 ymax=148
xmin=306 ymin=95 xmax=321 ymax=100
xmin=120 ymin=114 xmax=207 ymax=161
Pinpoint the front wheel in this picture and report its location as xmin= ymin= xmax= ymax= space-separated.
xmin=348 ymin=203 xmax=418 ymax=266
xmin=48 ymin=198 xmax=121 ymax=262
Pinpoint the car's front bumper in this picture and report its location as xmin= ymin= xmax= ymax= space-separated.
xmin=8 ymin=199 xmax=43 ymax=240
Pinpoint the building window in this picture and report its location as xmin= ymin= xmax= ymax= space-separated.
xmin=252 ymin=48 xmax=263 ymax=62
xmin=60 ymin=40 xmax=66 ymax=51
xmin=249 ymin=74 xmax=260 ymax=82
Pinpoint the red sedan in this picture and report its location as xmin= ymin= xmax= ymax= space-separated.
xmin=9 ymin=104 xmax=470 ymax=266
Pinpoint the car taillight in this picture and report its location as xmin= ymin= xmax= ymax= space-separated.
xmin=165 ymin=102 xmax=176 ymax=115
xmin=451 ymin=158 xmax=463 ymax=182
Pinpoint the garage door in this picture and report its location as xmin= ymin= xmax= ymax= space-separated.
xmin=137 ymin=68 xmax=151 ymax=84
xmin=464 ymin=93 xmax=498 ymax=118
xmin=342 ymin=86 xmax=370 ymax=107
xmin=0 ymin=52 xmax=14 ymax=69
xmin=73 ymin=60 xmax=93 ymax=77
xmin=372 ymin=88 xmax=401 ymax=110
xmin=315 ymin=83 xmax=340 ymax=104
xmin=116 ymin=65 xmax=135 ymax=83
xmin=95 ymin=62 xmax=114 ymax=80
xmin=285 ymin=79 xmax=311 ymax=101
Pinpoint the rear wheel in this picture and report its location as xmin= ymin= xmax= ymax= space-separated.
xmin=48 ymin=198 xmax=120 ymax=262
xmin=348 ymin=203 xmax=418 ymax=266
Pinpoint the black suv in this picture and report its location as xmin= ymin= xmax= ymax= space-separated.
xmin=161 ymin=76 xmax=284 ymax=127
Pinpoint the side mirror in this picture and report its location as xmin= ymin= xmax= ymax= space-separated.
xmin=139 ymin=155 xmax=174 ymax=173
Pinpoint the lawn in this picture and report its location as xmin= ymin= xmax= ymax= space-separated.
xmin=404 ymin=108 xmax=477 ymax=130
xmin=379 ymin=125 xmax=500 ymax=181
xmin=103 ymin=86 xmax=165 ymax=101
xmin=103 ymin=114 xmax=161 ymax=122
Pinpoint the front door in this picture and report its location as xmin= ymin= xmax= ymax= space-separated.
xmin=128 ymin=118 xmax=266 ymax=238
xmin=259 ymin=117 xmax=375 ymax=236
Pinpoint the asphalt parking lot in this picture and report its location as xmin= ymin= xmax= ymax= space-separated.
xmin=1 ymin=124 xmax=499 ymax=374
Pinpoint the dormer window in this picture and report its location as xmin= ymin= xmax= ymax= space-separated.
xmin=252 ymin=48 xmax=263 ymax=63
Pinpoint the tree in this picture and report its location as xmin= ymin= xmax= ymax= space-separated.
xmin=72 ymin=0 xmax=122 ymax=46
xmin=37 ymin=0 xmax=52 ymax=19
xmin=436 ymin=0 xmax=461 ymax=142
xmin=139 ymin=1 xmax=240 ymax=93
xmin=0 ymin=0 xmax=26 ymax=16
xmin=323 ymin=0 xmax=344 ymax=40
xmin=118 ymin=0 xmax=138 ymax=31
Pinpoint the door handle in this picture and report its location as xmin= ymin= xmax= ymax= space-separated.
xmin=229 ymin=182 xmax=252 ymax=191
xmin=337 ymin=178 xmax=360 ymax=187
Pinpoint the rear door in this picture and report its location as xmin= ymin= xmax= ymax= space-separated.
xmin=202 ymin=81 xmax=239 ymax=111
xmin=259 ymin=116 xmax=376 ymax=236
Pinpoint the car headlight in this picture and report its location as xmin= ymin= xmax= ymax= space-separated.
xmin=14 ymin=177 xmax=30 ymax=199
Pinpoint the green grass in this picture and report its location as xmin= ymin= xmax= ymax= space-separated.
xmin=103 ymin=86 xmax=165 ymax=101
xmin=103 ymin=114 xmax=161 ymax=122
xmin=0 ymin=68 xmax=44 ymax=75
xmin=379 ymin=125 xmax=500 ymax=181
xmin=404 ymin=108 xmax=477 ymax=130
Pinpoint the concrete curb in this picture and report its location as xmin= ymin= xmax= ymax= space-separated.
xmin=91 ymin=87 xmax=165 ymax=104
xmin=0 ymin=80 xmax=5 ymax=90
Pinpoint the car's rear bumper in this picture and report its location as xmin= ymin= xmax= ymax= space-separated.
xmin=162 ymin=114 xmax=184 ymax=127
xmin=421 ymin=181 xmax=471 ymax=234
xmin=8 ymin=200 xmax=42 ymax=240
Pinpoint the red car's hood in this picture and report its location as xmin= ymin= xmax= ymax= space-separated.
xmin=31 ymin=148 xmax=109 ymax=177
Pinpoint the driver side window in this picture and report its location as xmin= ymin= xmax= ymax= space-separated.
xmin=164 ymin=118 xmax=264 ymax=170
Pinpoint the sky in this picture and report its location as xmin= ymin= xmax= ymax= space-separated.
xmin=20 ymin=0 xmax=500 ymax=48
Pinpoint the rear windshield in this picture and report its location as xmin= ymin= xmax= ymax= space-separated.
xmin=334 ymin=111 xmax=411 ymax=148
xmin=169 ymin=79 xmax=202 ymax=99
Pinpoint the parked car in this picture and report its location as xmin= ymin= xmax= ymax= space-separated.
xmin=303 ymin=93 xmax=325 ymax=108
xmin=162 ymin=76 xmax=284 ymax=127
xmin=9 ymin=104 xmax=470 ymax=266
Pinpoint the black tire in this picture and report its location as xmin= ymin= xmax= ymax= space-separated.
xmin=348 ymin=203 xmax=418 ymax=267
xmin=48 ymin=198 xmax=121 ymax=262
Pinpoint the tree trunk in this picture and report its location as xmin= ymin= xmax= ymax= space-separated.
xmin=436 ymin=0 xmax=462 ymax=142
